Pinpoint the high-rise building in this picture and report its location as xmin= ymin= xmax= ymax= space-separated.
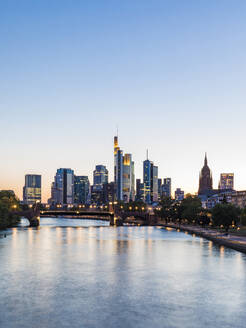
xmin=102 ymin=182 xmax=115 ymax=204
xmin=74 ymin=176 xmax=90 ymax=204
xmin=151 ymin=164 xmax=158 ymax=203
xmin=175 ymin=188 xmax=184 ymax=201
xmin=161 ymin=178 xmax=172 ymax=198
xmin=114 ymin=136 xmax=135 ymax=202
xmin=50 ymin=168 xmax=74 ymax=205
xmin=93 ymin=165 xmax=108 ymax=190
xmin=219 ymin=173 xmax=234 ymax=190
xmin=143 ymin=159 xmax=151 ymax=204
xmin=143 ymin=152 xmax=158 ymax=204
xmin=198 ymin=153 xmax=213 ymax=195
xmin=136 ymin=179 xmax=145 ymax=202
xmin=158 ymin=179 xmax=162 ymax=201
xmin=23 ymin=174 xmax=41 ymax=204
xmin=114 ymin=136 xmax=123 ymax=201
xmin=123 ymin=154 xmax=135 ymax=202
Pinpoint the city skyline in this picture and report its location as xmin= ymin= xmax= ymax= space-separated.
xmin=1 ymin=1 xmax=246 ymax=201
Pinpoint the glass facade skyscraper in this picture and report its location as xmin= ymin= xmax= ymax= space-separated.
xmin=74 ymin=176 xmax=90 ymax=204
xmin=50 ymin=168 xmax=74 ymax=205
xmin=93 ymin=165 xmax=108 ymax=190
xmin=143 ymin=156 xmax=158 ymax=204
xmin=143 ymin=159 xmax=151 ymax=204
xmin=123 ymin=154 xmax=135 ymax=202
xmin=23 ymin=174 xmax=41 ymax=204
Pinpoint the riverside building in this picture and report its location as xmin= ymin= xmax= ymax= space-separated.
xmin=23 ymin=174 xmax=41 ymax=205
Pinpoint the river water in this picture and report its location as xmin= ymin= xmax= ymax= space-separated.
xmin=0 ymin=217 xmax=246 ymax=328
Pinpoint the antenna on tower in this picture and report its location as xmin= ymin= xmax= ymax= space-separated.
xmin=116 ymin=124 xmax=118 ymax=137
xmin=147 ymin=149 xmax=148 ymax=160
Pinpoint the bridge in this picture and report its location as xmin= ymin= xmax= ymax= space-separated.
xmin=19 ymin=206 xmax=157 ymax=227
xmin=40 ymin=210 xmax=115 ymax=225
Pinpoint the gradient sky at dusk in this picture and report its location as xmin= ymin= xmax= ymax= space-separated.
xmin=1 ymin=0 xmax=246 ymax=202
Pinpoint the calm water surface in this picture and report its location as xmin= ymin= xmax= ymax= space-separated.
xmin=0 ymin=217 xmax=246 ymax=328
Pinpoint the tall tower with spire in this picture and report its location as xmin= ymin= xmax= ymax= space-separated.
xmin=198 ymin=153 xmax=213 ymax=195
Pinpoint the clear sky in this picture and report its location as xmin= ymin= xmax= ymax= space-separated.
xmin=1 ymin=0 xmax=246 ymax=202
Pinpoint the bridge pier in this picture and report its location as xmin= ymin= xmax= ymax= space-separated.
xmin=29 ymin=216 xmax=40 ymax=227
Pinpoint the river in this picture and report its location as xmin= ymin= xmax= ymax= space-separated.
xmin=0 ymin=217 xmax=246 ymax=328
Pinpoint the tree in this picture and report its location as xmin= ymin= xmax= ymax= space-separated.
xmin=212 ymin=203 xmax=241 ymax=232
xmin=0 ymin=191 xmax=20 ymax=229
xmin=156 ymin=197 xmax=174 ymax=222
xmin=240 ymin=207 xmax=246 ymax=226
xmin=180 ymin=195 xmax=202 ymax=224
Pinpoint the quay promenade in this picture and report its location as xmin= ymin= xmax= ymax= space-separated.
xmin=162 ymin=223 xmax=246 ymax=254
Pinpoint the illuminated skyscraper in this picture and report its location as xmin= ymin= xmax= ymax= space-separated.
xmin=114 ymin=136 xmax=135 ymax=202
xmin=123 ymin=154 xmax=135 ymax=202
xmin=23 ymin=174 xmax=41 ymax=204
xmin=219 ymin=173 xmax=234 ymax=190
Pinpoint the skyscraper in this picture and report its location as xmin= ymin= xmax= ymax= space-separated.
xmin=161 ymin=178 xmax=172 ymax=198
xmin=198 ymin=154 xmax=213 ymax=195
xmin=23 ymin=174 xmax=41 ymax=204
xmin=114 ymin=136 xmax=135 ymax=202
xmin=50 ymin=168 xmax=74 ymax=205
xmin=143 ymin=152 xmax=158 ymax=204
xmin=93 ymin=165 xmax=108 ymax=190
xmin=123 ymin=154 xmax=135 ymax=202
xmin=143 ymin=158 xmax=151 ymax=204
xmin=158 ymin=178 xmax=162 ymax=201
xmin=219 ymin=173 xmax=234 ymax=190
xmin=74 ymin=176 xmax=90 ymax=204
xmin=136 ymin=179 xmax=145 ymax=202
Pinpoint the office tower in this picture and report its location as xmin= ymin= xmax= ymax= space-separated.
xmin=136 ymin=179 xmax=145 ymax=202
xmin=158 ymin=179 xmax=162 ymax=201
xmin=93 ymin=165 xmax=108 ymax=190
xmin=151 ymin=164 xmax=158 ymax=203
xmin=219 ymin=173 xmax=234 ymax=190
xmin=114 ymin=136 xmax=123 ymax=201
xmin=175 ymin=188 xmax=184 ymax=201
xmin=198 ymin=153 xmax=213 ymax=195
xmin=103 ymin=182 xmax=116 ymax=204
xmin=123 ymin=154 xmax=135 ymax=202
xmin=23 ymin=174 xmax=41 ymax=205
xmin=161 ymin=178 xmax=172 ymax=198
xmin=74 ymin=176 xmax=90 ymax=204
xmin=143 ymin=152 xmax=158 ymax=204
xmin=114 ymin=136 xmax=134 ymax=202
xmin=50 ymin=168 xmax=74 ymax=205
xmin=143 ymin=158 xmax=151 ymax=204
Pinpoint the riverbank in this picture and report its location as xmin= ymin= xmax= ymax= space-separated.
xmin=161 ymin=222 xmax=246 ymax=254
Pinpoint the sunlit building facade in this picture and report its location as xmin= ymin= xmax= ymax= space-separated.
xmin=123 ymin=154 xmax=135 ymax=202
xmin=219 ymin=173 xmax=234 ymax=190
xmin=23 ymin=174 xmax=41 ymax=205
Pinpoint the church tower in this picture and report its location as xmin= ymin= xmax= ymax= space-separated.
xmin=198 ymin=153 xmax=213 ymax=195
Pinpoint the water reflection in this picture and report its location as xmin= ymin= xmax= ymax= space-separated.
xmin=0 ymin=217 xmax=246 ymax=328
